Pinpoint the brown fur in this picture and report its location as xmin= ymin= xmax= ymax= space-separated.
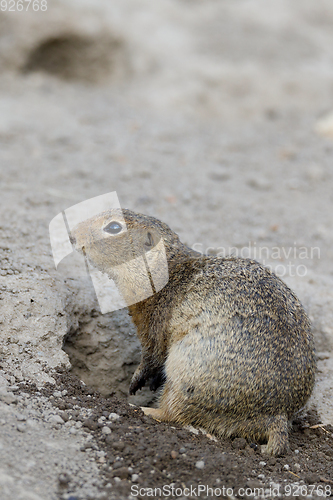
xmin=71 ymin=208 xmax=316 ymax=456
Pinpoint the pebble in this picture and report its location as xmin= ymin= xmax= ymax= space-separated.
xmin=171 ymin=450 xmax=178 ymax=459
xmin=17 ymin=423 xmax=26 ymax=432
xmin=48 ymin=415 xmax=64 ymax=425
xmin=208 ymin=167 xmax=230 ymax=182
xmin=112 ymin=466 xmax=130 ymax=479
xmin=258 ymin=474 xmax=265 ymax=479
xmin=315 ymin=111 xmax=333 ymax=139
xmin=184 ymin=425 xmax=199 ymax=435
xmin=247 ymin=177 xmax=271 ymax=191
xmin=306 ymin=164 xmax=325 ymax=182
xmin=102 ymin=426 xmax=111 ymax=435
xmin=98 ymin=417 xmax=106 ymax=424
xmin=294 ymin=449 xmax=300 ymax=454
xmin=83 ymin=419 xmax=98 ymax=431
xmin=195 ymin=460 xmax=205 ymax=470
xmin=108 ymin=413 xmax=120 ymax=421
xmin=283 ymin=464 xmax=290 ymax=470
xmin=0 ymin=390 xmax=17 ymax=405
xmin=259 ymin=461 xmax=266 ymax=466
xmin=53 ymin=391 xmax=62 ymax=398
xmin=58 ymin=472 xmax=71 ymax=485
xmin=293 ymin=463 xmax=301 ymax=472
xmin=232 ymin=438 xmax=247 ymax=450
xmin=305 ymin=472 xmax=321 ymax=484
xmin=16 ymin=413 xmax=27 ymax=421
xmin=131 ymin=474 xmax=139 ymax=482
xmin=8 ymin=385 xmax=20 ymax=392
xmin=179 ymin=447 xmax=186 ymax=454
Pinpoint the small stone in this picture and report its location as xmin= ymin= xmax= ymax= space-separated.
xmin=306 ymin=164 xmax=325 ymax=182
xmin=247 ymin=480 xmax=262 ymax=489
xmin=112 ymin=466 xmax=130 ymax=479
xmin=17 ymin=423 xmax=26 ymax=432
xmin=82 ymin=419 xmax=98 ymax=430
xmin=305 ymin=472 xmax=321 ymax=484
xmin=232 ymin=438 xmax=247 ymax=450
xmin=131 ymin=474 xmax=139 ymax=482
xmin=171 ymin=450 xmax=178 ymax=459
xmin=98 ymin=417 xmax=106 ymax=424
xmin=283 ymin=464 xmax=290 ymax=470
xmin=61 ymin=390 xmax=68 ymax=396
xmin=294 ymin=449 xmax=300 ymax=454
xmin=179 ymin=447 xmax=186 ymax=454
xmin=258 ymin=474 xmax=265 ymax=479
xmin=0 ymin=391 xmax=17 ymax=405
xmin=184 ymin=425 xmax=199 ymax=435
xmin=315 ymin=111 xmax=333 ymax=139
xmin=195 ymin=460 xmax=205 ymax=470
xmin=208 ymin=167 xmax=230 ymax=182
xmin=58 ymin=472 xmax=71 ymax=485
xmin=113 ymin=477 xmax=121 ymax=483
xmin=247 ymin=177 xmax=271 ymax=191
xmin=53 ymin=391 xmax=62 ymax=398
xmin=8 ymin=385 xmax=19 ymax=392
xmin=112 ymin=461 xmax=123 ymax=470
xmin=102 ymin=426 xmax=111 ymax=435
xmin=60 ymin=412 xmax=69 ymax=422
xmin=293 ymin=463 xmax=301 ymax=472
xmin=48 ymin=415 xmax=64 ymax=425
xmin=16 ymin=413 xmax=27 ymax=421
xmin=112 ymin=441 xmax=125 ymax=451
xmin=259 ymin=461 xmax=266 ymax=466
xmin=108 ymin=413 xmax=120 ymax=421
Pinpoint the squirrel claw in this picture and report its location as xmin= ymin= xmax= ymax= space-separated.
xmin=129 ymin=377 xmax=146 ymax=395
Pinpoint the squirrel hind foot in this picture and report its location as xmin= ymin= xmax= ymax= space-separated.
xmin=265 ymin=414 xmax=290 ymax=457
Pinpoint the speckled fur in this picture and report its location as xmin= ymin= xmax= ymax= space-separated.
xmin=71 ymin=209 xmax=316 ymax=456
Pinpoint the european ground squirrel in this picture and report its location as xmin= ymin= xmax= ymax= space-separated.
xmin=71 ymin=208 xmax=316 ymax=456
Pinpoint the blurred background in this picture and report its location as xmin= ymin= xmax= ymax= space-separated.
xmin=1 ymin=0 xmax=333 ymax=418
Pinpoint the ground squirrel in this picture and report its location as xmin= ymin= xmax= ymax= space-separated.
xmin=71 ymin=208 xmax=316 ymax=456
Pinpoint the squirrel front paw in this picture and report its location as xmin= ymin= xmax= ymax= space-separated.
xmin=129 ymin=364 xmax=149 ymax=395
xmin=129 ymin=374 xmax=146 ymax=395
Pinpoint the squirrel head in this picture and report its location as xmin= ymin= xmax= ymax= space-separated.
xmin=70 ymin=208 xmax=193 ymax=304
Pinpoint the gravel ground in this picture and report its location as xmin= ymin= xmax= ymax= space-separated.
xmin=1 ymin=1 xmax=333 ymax=499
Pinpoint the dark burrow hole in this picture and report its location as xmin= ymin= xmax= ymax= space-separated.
xmin=61 ymin=309 xmax=160 ymax=407
xmin=22 ymin=33 xmax=127 ymax=82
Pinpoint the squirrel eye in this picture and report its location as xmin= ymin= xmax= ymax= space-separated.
xmin=145 ymin=232 xmax=154 ymax=248
xmin=104 ymin=221 xmax=122 ymax=234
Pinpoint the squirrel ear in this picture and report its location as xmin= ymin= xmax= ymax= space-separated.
xmin=144 ymin=232 xmax=154 ymax=249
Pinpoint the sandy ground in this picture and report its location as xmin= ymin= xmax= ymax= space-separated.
xmin=1 ymin=0 xmax=333 ymax=499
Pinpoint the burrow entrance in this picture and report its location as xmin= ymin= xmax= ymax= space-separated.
xmin=62 ymin=307 xmax=159 ymax=407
